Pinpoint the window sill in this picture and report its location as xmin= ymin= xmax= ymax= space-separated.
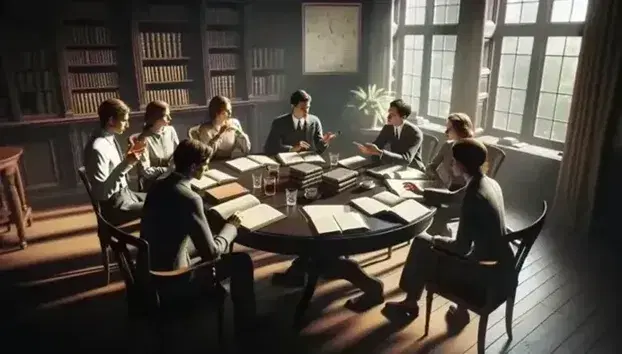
xmin=359 ymin=123 xmax=563 ymax=162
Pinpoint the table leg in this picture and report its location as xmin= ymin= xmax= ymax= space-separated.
xmin=3 ymin=170 xmax=27 ymax=249
xmin=293 ymin=268 xmax=319 ymax=329
xmin=15 ymin=167 xmax=32 ymax=226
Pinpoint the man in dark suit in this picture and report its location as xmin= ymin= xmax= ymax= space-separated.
xmin=384 ymin=138 xmax=514 ymax=321
xmin=357 ymin=99 xmax=425 ymax=170
xmin=84 ymin=98 xmax=147 ymax=225
xmin=263 ymin=90 xmax=337 ymax=155
xmin=140 ymin=139 xmax=256 ymax=338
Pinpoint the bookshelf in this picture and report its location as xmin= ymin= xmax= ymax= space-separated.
xmin=249 ymin=47 xmax=286 ymax=100
xmin=135 ymin=2 xmax=202 ymax=109
xmin=14 ymin=49 xmax=60 ymax=117
xmin=203 ymin=1 xmax=245 ymax=101
xmin=63 ymin=1 xmax=120 ymax=116
xmin=0 ymin=57 xmax=11 ymax=121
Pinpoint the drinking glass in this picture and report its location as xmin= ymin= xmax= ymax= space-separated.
xmin=329 ymin=152 xmax=339 ymax=167
xmin=304 ymin=186 xmax=318 ymax=199
xmin=263 ymin=176 xmax=276 ymax=196
xmin=267 ymin=165 xmax=280 ymax=180
xmin=252 ymin=172 xmax=262 ymax=189
xmin=285 ymin=188 xmax=298 ymax=206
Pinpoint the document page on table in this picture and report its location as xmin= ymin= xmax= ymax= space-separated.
xmin=210 ymin=194 xmax=260 ymax=219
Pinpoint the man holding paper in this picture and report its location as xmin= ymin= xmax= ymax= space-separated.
xmin=141 ymin=139 xmax=257 ymax=338
xmin=83 ymin=98 xmax=147 ymax=224
xmin=355 ymin=99 xmax=425 ymax=170
xmin=263 ymin=90 xmax=337 ymax=155
xmin=384 ymin=139 xmax=514 ymax=323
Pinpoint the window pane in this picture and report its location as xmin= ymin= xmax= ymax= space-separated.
xmin=433 ymin=0 xmax=461 ymax=25
xmin=405 ymin=0 xmax=427 ymax=25
xmin=401 ymin=35 xmax=425 ymax=113
xmin=493 ymin=36 xmax=533 ymax=133
xmin=534 ymin=36 xmax=582 ymax=142
xmin=551 ymin=0 xmax=589 ymax=23
xmin=504 ymin=0 xmax=539 ymax=24
xmin=427 ymin=35 xmax=457 ymax=119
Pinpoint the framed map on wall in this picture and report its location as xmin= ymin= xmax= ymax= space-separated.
xmin=302 ymin=3 xmax=361 ymax=75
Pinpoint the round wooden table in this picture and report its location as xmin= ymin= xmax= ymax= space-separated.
xmin=0 ymin=147 xmax=32 ymax=249
xmin=206 ymin=158 xmax=435 ymax=325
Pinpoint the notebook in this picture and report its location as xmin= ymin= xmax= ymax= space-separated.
xmin=276 ymin=151 xmax=326 ymax=165
xmin=302 ymin=205 xmax=369 ymax=235
xmin=367 ymin=164 xmax=428 ymax=179
xmin=210 ymin=194 xmax=286 ymax=231
xmin=204 ymin=182 xmax=249 ymax=204
xmin=350 ymin=191 xmax=430 ymax=223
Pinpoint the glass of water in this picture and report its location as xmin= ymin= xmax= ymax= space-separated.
xmin=263 ymin=176 xmax=276 ymax=196
xmin=285 ymin=188 xmax=298 ymax=206
xmin=267 ymin=164 xmax=280 ymax=181
xmin=329 ymin=152 xmax=339 ymax=167
xmin=252 ymin=172 xmax=262 ymax=189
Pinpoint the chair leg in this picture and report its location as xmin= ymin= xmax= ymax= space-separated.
xmin=102 ymin=245 xmax=111 ymax=284
xmin=477 ymin=314 xmax=489 ymax=354
xmin=387 ymin=246 xmax=393 ymax=259
xmin=505 ymin=295 xmax=515 ymax=340
xmin=424 ymin=291 xmax=433 ymax=336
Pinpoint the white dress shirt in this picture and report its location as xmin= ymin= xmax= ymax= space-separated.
xmin=394 ymin=122 xmax=405 ymax=140
xmin=138 ymin=125 xmax=179 ymax=180
xmin=85 ymin=130 xmax=134 ymax=201
xmin=292 ymin=115 xmax=307 ymax=130
xmin=196 ymin=118 xmax=251 ymax=158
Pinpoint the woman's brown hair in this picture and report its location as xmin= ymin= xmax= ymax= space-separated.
xmin=447 ymin=112 xmax=474 ymax=139
xmin=143 ymin=100 xmax=169 ymax=130
xmin=207 ymin=95 xmax=231 ymax=124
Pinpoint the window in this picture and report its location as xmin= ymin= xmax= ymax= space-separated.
xmin=395 ymin=0 xmax=460 ymax=123
xmin=488 ymin=0 xmax=588 ymax=148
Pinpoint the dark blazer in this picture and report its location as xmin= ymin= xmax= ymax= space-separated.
xmin=434 ymin=174 xmax=515 ymax=265
xmin=263 ymin=113 xmax=328 ymax=155
xmin=372 ymin=120 xmax=425 ymax=170
xmin=140 ymin=172 xmax=237 ymax=271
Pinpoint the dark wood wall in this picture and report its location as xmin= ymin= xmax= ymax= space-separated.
xmin=0 ymin=0 xmax=372 ymax=204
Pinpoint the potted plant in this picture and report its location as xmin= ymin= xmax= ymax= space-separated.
xmin=346 ymin=84 xmax=394 ymax=128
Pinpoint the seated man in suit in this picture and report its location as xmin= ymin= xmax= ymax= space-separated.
xmin=140 ymin=139 xmax=256 ymax=338
xmin=357 ymin=99 xmax=425 ymax=170
xmin=84 ymin=98 xmax=147 ymax=224
xmin=384 ymin=138 xmax=514 ymax=321
xmin=263 ymin=89 xmax=337 ymax=155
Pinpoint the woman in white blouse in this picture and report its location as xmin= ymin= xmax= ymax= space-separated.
xmin=135 ymin=100 xmax=179 ymax=190
xmin=191 ymin=95 xmax=251 ymax=158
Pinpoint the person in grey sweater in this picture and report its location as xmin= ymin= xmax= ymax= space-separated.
xmin=140 ymin=139 xmax=256 ymax=337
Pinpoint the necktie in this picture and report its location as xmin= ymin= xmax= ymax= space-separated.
xmin=297 ymin=120 xmax=303 ymax=131
xmin=394 ymin=127 xmax=399 ymax=140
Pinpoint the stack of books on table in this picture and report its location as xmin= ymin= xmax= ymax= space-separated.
xmin=289 ymin=163 xmax=323 ymax=189
xmin=321 ymin=167 xmax=358 ymax=195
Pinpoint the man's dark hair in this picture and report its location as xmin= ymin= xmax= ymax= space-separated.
xmin=452 ymin=138 xmax=488 ymax=176
xmin=290 ymin=90 xmax=311 ymax=106
xmin=389 ymin=99 xmax=412 ymax=118
xmin=173 ymin=139 xmax=213 ymax=174
xmin=97 ymin=98 xmax=130 ymax=128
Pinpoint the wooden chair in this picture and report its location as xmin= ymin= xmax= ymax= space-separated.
xmin=423 ymin=201 xmax=548 ymax=354
xmin=101 ymin=211 xmax=226 ymax=349
xmin=484 ymin=143 xmax=506 ymax=179
xmin=78 ymin=167 xmax=139 ymax=284
xmin=188 ymin=125 xmax=201 ymax=140
xmin=422 ymin=133 xmax=440 ymax=165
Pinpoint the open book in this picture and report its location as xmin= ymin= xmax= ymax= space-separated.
xmin=338 ymin=155 xmax=372 ymax=170
xmin=350 ymin=191 xmax=430 ymax=223
xmin=190 ymin=169 xmax=237 ymax=191
xmin=247 ymin=155 xmax=279 ymax=167
xmin=225 ymin=157 xmax=262 ymax=173
xmin=367 ymin=164 xmax=428 ymax=179
xmin=209 ymin=194 xmax=286 ymax=231
xmin=384 ymin=179 xmax=425 ymax=200
xmin=302 ymin=205 xmax=370 ymax=235
xmin=276 ymin=151 xmax=325 ymax=165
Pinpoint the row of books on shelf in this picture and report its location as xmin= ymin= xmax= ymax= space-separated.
xmin=72 ymin=91 xmax=118 ymax=115
xmin=250 ymin=75 xmax=285 ymax=98
xmin=209 ymin=53 xmax=238 ymax=71
xmin=16 ymin=71 xmax=54 ymax=92
xmin=251 ymin=48 xmax=285 ymax=70
xmin=140 ymin=32 xmax=184 ymax=59
xmin=145 ymin=89 xmax=190 ymax=107
xmin=70 ymin=72 xmax=118 ymax=89
xmin=17 ymin=51 xmax=51 ymax=71
xmin=205 ymin=8 xmax=239 ymax=26
xmin=66 ymin=49 xmax=117 ymax=66
xmin=206 ymin=31 xmax=239 ymax=48
xmin=143 ymin=65 xmax=188 ymax=83
xmin=210 ymin=75 xmax=236 ymax=99
xmin=20 ymin=91 xmax=58 ymax=115
xmin=66 ymin=26 xmax=113 ymax=46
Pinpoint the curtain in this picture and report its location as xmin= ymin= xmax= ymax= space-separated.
xmin=552 ymin=0 xmax=622 ymax=239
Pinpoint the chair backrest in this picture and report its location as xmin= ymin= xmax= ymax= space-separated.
xmin=77 ymin=166 xmax=100 ymax=214
xmin=188 ymin=125 xmax=201 ymax=140
xmin=485 ymin=144 xmax=506 ymax=178
xmin=422 ymin=133 xmax=440 ymax=165
xmin=510 ymin=201 xmax=548 ymax=273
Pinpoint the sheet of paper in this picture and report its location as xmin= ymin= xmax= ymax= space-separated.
xmin=391 ymin=199 xmax=430 ymax=223
xmin=334 ymin=211 xmax=369 ymax=232
xmin=350 ymin=197 xmax=389 ymax=216
xmin=239 ymin=203 xmax=286 ymax=231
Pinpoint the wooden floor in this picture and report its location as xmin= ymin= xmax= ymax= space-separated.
xmin=0 ymin=203 xmax=618 ymax=353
